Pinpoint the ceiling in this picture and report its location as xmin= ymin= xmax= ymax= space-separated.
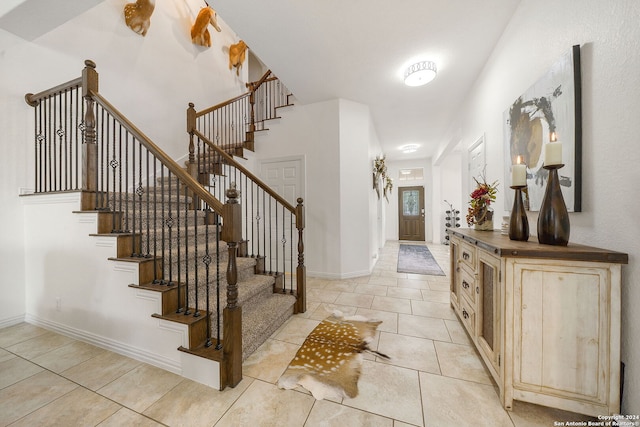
xmin=0 ymin=0 xmax=103 ymax=41
xmin=213 ymin=0 xmax=521 ymax=160
xmin=1 ymin=0 xmax=521 ymax=161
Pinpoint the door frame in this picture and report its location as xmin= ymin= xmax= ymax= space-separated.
xmin=398 ymin=185 xmax=425 ymax=241
xmin=468 ymin=134 xmax=486 ymax=193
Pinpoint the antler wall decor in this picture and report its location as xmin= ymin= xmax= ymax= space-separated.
xmin=124 ymin=0 xmax=156 ymax=36
xmin=191 ymin=4 xmax=222 ymax=47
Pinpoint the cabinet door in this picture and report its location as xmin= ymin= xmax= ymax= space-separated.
xmin=476 ymin=251 xmax=501 ymax=375
xmin=512 ymin=261 xmax=611 ymax=406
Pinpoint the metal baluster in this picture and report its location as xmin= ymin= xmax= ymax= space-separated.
xmin=167 ymin=171 xmax=174 ymax=285
xmin=145 ymin=150 xmax=151 ymax=257
xmin=290 ymin=210 xmax=294 ymax=294
xmin=153 ymin=159 xmax=161 ymax=283
xmin=45 ymin=97 xmax=50 ymax=191
xmin=274 ymin=197 xmax=278 ymax=275
xmin=215 ymin=212 xmax=222 ymax=349
xmin=118 ymin=126 xmax=124 ymax=232
xmin=159 ymin=166 xmax=166 ymax=284
xmin=131 ymin=134 xmax=137 ymax=256
xmin=181 ymin=181 xmax=189 ymax=314
xmin=35 ymin=104 xmax=41 ymax=192
xmin=193 ymin=181 xmax=199 ymax=313
xmin=269 ymin=196 xmax=273 ymax=274
xmin=74 ymin=88 xmax=79 ymax=190
xmin=202 ymin=207 xmax=210 ymax=344
xmin=176 ymin=175 xmax=182 ymax=301
xmin=54 ymin=93 xmax=59 ymax=191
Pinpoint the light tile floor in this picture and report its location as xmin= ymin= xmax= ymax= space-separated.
xmin=0 ymin=241 xmax=598 ymax=426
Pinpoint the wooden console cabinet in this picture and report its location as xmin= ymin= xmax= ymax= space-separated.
xmin=447 ymin=228 xmax=628 ymax=417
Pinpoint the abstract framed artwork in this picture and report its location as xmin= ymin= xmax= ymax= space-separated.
xmin=503 ymin=45 xmax=582 ymax=212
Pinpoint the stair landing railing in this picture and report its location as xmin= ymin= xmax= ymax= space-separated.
xmin=25 ymin=60 xmax=244 ymax=389
xmin=187 ymin=111 xmax=306 ymax=314
xmin=193 ymin=70 xmax=292 ymax=154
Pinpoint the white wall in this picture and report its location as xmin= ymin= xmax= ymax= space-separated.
xmin=0 ymin=0 xmax=247 ymax=325
xmin=368 ymin=121 xmax=385 ymax=266
xmin=252 ymin=98 xmax=381 ymax=278
xmin=252 ymin=100 xmax=342 ymax=277
xmin=433 ymin=151 xmax=463 ymax=244
xmin=446 ymin=0 xmax=640 ymax=414
xmin=338 ymin=99 xmax=377 ymax=276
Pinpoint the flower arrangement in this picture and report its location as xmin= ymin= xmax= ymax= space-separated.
xmin=466 ymin=175 xmax=499 ymax=227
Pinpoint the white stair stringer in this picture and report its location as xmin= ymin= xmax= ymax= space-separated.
xmin=21 ymin=192 xmax=221 ymax=389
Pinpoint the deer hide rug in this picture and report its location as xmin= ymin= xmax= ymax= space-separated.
xmin=277 ymin=312 xmax=384 ymax=400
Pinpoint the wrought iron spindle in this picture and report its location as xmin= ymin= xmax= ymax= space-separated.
xmin=215 ymin=211 xmax=222 ymax=349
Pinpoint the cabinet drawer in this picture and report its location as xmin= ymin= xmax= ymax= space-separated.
xmin=458 ymin=267 xmax=476 ymax=304
xmin=458 ymin=296 xmax=476 ymax=337
xmin=458 ymin=240 xmax=476 ymax=270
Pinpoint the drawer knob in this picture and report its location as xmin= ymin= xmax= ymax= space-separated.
xmin=462 ymin=280 xmax=470 ymax=289
xmin=462 ymin=309 xmax=469 ymax=319
xmin=462 ymin=252 xmax=470 ymax=260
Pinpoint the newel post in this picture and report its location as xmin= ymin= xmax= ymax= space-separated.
xmin=186 ymin=103 xmax=199 ymax=209
xmin=246 ymin=84 xmax=256 ymax=146
xmin=222 ymin=184 xmax=243 ymax=387
xmin=186 ymin=103 xmax=198 ymax=177
xmin=81 ymin=60 xmax=99 ymax=209
xmin=295 ymin=198 xmax=306 ymax=314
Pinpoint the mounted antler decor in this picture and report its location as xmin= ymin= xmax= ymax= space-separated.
xmin=191 ymin=4 xmax=222 ymax=47
xmin=228 ymin=40 xmax=248 ymax=76
xmin=124 ymin=0 xmax=155 ymax=36
xmin=373 ymin=155 xmax=392 ymax=202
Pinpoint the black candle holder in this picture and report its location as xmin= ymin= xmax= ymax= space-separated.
xmin=537 ymin=164 xmax=570 ymax=246
xmin=509 ymin=185 xmax=529 ymax=241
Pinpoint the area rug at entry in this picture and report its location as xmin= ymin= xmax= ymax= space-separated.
xmin=277 ymin=313 xmax=387 ymax=400
xmin=397 ymin=244 xmax=445 ymax=275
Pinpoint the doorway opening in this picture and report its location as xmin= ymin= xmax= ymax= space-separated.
xmin=398 ymin=186 xmax=425 ymax=241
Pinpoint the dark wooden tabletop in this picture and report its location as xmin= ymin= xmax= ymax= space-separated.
xmin=447 ymin=228 xmax=628 ymax=264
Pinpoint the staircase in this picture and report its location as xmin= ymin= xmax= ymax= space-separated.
xmin=23 ymin=60 xmax=305 ymax=390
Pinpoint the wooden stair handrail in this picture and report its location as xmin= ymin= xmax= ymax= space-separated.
xmin=246 ymin=70 xmax=273 ymax=91
xmin=25 ymin=77 xmax=83 ymax=107
xmin=194 ymin=69 xmax=275 ymax=118
xmin=195 ymin=92 xmax=251 ymax=118
xmin=191 ymin=128 xmax=296 ymax=214
xmin=91 ymin=91 xmax=224 ymax=215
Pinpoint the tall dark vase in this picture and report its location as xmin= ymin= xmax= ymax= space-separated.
xmin=537 ymin=165 xmax=570 ymax=246
xmin=509 ymin=186 xmax=529 ymax=241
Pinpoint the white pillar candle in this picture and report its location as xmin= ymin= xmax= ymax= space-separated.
xmin=512 ymin=161 xmax=526 ymax=186
xmin=544 ymin=142 xmax=563 ymax=166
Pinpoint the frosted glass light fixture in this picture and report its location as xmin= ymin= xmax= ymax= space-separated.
xmin=401 ymin=144 xmax=419 ymax=153
xmin=404 ymin=61 xmax=437 ymax=86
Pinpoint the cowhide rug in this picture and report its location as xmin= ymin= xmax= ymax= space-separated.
xmin=277 ymin=312 xmax=388 ymax=400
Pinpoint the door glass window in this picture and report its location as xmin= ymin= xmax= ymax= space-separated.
xmin=403 ymin=190 xmax=419 ymax=216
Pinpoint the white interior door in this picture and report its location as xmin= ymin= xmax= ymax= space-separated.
xmin=259 ymin=157 xmax=304 ymax=274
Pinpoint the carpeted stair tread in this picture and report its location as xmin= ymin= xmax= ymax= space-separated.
xmin=191 ymin=271 xmax=275 ymax=311
xmin=241 ymin=292 xmax=297 ymax=360
xmin=169 ymin=255 xmax=258 ymax=288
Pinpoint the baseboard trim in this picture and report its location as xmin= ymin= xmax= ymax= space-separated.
xmin=24 ymin=314 xmax=182 ymax=374
xmin=0 ymin=314 xmax=26 ymax=329
xmin=307 ymin=269 xmax=372 ymax=280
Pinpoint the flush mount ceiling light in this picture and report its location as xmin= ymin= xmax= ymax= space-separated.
xmin=404 ymin=61 xmax=437 ymax=87
xmin=401 ymin=144 xmax=419 ymax=153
